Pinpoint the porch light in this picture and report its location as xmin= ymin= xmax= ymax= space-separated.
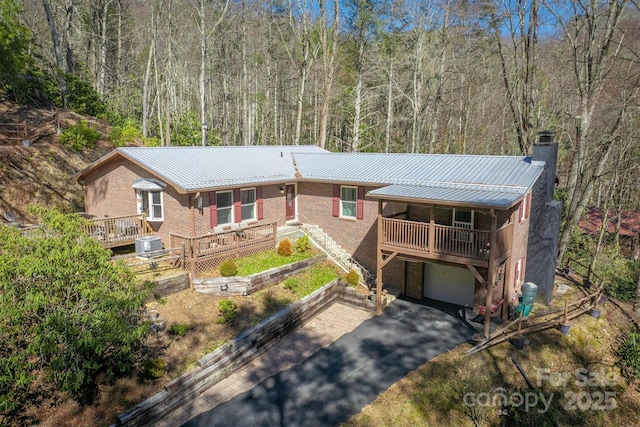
xmin=279 ymin=186 xmax=285 ymax=194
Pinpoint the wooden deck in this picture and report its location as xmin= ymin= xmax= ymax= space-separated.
xmin=170 ymin=222 xmax=278 ymax=278
xmin=84 ymin=214 xmax=154 ymax=248
xmin=380 ymin=217 xmax=513 ymax=267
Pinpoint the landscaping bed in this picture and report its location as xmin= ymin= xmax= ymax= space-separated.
xmin=36 ymin=258 xmax=341 ymax=427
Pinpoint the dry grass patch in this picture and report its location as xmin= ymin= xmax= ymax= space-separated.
xmin=345 ymin=281 xmax=640 ymax=427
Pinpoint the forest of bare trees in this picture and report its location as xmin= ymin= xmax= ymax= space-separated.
xmin=8 ymin=1 xmax=640 ymax=263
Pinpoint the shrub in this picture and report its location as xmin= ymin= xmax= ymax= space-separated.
xmin=59 ymin=120 xmax=101 ymax=151
xmin=109 ymin=119 xmax=143 ymax=147
xmin=277 ymin=238 xmax=292 ymax=256
xmin=346 ymin=269 xmax=360 ymax=287
xmin=0 ymin=207 xmax=149 ymax=415
xmin=219 ymin=258 xmax=238 ymax=276
xmin=139 ymin=358 xmax=166 ymax=380
xmin=169 ymin=322 xmax=190 ymax=337
xmin=217 ymin=299 xmax=238 ymax=324
xmin=618 ymin=331 xmax=640 ymax=380
xmin=65 ymin=73 xmax=107 ymax=117
xmin=294 ymin=235 xmax=312 ymax=253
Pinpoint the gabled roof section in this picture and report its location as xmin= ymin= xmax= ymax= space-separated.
xmin=75 ymin=145 xmax=328 ymax=193
xmin=293 ymin=152 xmax=544 ymax=208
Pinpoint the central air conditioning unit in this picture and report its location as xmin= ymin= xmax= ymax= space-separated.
xmin=135 ymin=235 xmax=162 ymax=256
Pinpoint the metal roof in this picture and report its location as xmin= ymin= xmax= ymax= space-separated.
xmin=132 ymin=177 xmax=167 ymax=191
xmin=80 ymin=145 xmax=328 ymax=192
xmin=293 ymin=152 xmax=543 ymax=207
xmin=367 ymin=184 xmax=524 ymax=209
xmin=293 ymin=152 xmax=542 ymax=188
xmin=77 ymin=146 xmax=544 ymax=207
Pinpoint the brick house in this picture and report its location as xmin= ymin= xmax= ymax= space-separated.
xmin=75 ymin=138 xmax=559 ymax=336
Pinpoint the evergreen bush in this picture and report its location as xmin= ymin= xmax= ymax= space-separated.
xmin=219 ymin=258 xmax=238 ymax=276
xmin=618 ymin=331 xmax=640 ymax=379
xmin=59 ymin=120 xmax=101 ymax=151
xmin=140 ymin=358 xmax=166 ymax=380
xmin=278 ymin=238 xmax=292 ymax=256
xmin=346 ymin=269 xmax=360 ymax=287
xmin=294 ymin=235 xmax=312 ymax=253
xmin=217 ymin=299 xmax=238 ymax=324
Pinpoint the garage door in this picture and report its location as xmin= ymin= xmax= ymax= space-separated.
xmin=423 ymin=263 xmax=475 ymax=307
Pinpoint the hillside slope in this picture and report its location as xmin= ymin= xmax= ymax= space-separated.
xmin=0 ymin=101 xmax=117 ymax=224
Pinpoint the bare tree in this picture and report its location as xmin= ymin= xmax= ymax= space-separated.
xmin=317 ymin=0 xmax=340 ymax=149
xmin=486 ymin=0 xmax=540 ymax=155
xmin=41 ymin=0 xmax=68 ymax=107
xmin=194 ymin=0 xmax=229 ymax=146
xmin=550 ymin=0 xmax=631 ymax=262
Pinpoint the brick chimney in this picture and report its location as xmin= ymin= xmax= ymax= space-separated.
xmin=525 ymin=131 xmax=562 ymax=304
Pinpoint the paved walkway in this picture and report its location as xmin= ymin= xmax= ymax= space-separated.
xmin=155 ymin=303 xmax=373 ymax=427
xmin=163 ymin=297 xmax=477 ymax=427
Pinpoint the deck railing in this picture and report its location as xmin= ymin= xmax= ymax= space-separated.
xmin=170 ymin=222 xmax=277 ymax=278
xmin=84 ymin=213 xmax=153 ymax=248
xmin=0 ymin=121 xmax=28 ymax=144
xmin=433 ymin=224 xmax=491 ymax=260
xmin=380 ymin=217 xmax=493 ymax=262
xmin=381 ymin=218 xmax=430 ymax=251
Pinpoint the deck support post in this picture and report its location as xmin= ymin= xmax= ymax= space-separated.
xmin=484 ymin=209 xmax=498 ymax=338
xmin=376 ymin=200 xmax=384 ymax=314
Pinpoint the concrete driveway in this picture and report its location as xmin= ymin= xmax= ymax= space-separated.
xmin=181 ymin=297 xmax=477 ymax=427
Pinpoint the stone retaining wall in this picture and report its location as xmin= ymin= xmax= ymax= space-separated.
xmin=115 ymin=278 xmax=344 ymax=427
xmin=192 ymin=254 xmax=326 ymax=296
xmin=338 ymin=286 xmax=377 ymax=312
xmin=151 ymin=273 xmax=190 ymax=298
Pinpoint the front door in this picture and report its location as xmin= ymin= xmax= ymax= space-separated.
xmin=285 ymin=184 xmax=296 ymax=220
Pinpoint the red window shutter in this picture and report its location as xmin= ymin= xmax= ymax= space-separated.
xmin=257 ymin=186 xmax=264 ymax=220
xmin=525 ymin=193 xmax=531 ymax=219
xmin=519 ymin=200 xmax=524 ymax=223
xmin=209 ymin=191 xmax=217 ymax=227
xmin=356 ymin=186 xmax=365 ymax=220
xmin=234 ymin=189 xmax=241 ymax=223
xmin=521 ymin=257 xmax=527 ymax=282
xmin=332 ymin=185 xmax=340 ymax=217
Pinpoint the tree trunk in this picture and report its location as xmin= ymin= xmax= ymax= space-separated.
xmin=42 ymin=0 xmax=68 ymax=107
xmin=98 ymin=0 xmax=112 ymax=98
xmin=384 ymin=63 xmax=393 ymax=153
xmin=142 ymin=38 xmax=154 ymax=138
xmin=351 ymin=49 xmax=363 ymax=152
xmin=317 ymin=0 xmax=339 ymax=150
xmin=64 ymin=0 xmax=74 ymax=73
xmin=199 ymin=0 xmax=207 ymax=146
xmin=411 ymin=32 xmax=423 ymax=154
xmin=241 ymin=0 xmax=249 ymax=145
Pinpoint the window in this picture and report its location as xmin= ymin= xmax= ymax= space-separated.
xmin=514 ymin=258 xmax=524 ymax=287
xmin=340 ymin=186 xmax=357 ymax=218
xmin=137 ymin=190 xmax=163 ymax=221
xmin=519 ymin=194 xmax=531 ymax=223
xmin=217 ymin=191 xmax=233 ymax=225
xmin=240 ymin=188 xmax=256 ymax=221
